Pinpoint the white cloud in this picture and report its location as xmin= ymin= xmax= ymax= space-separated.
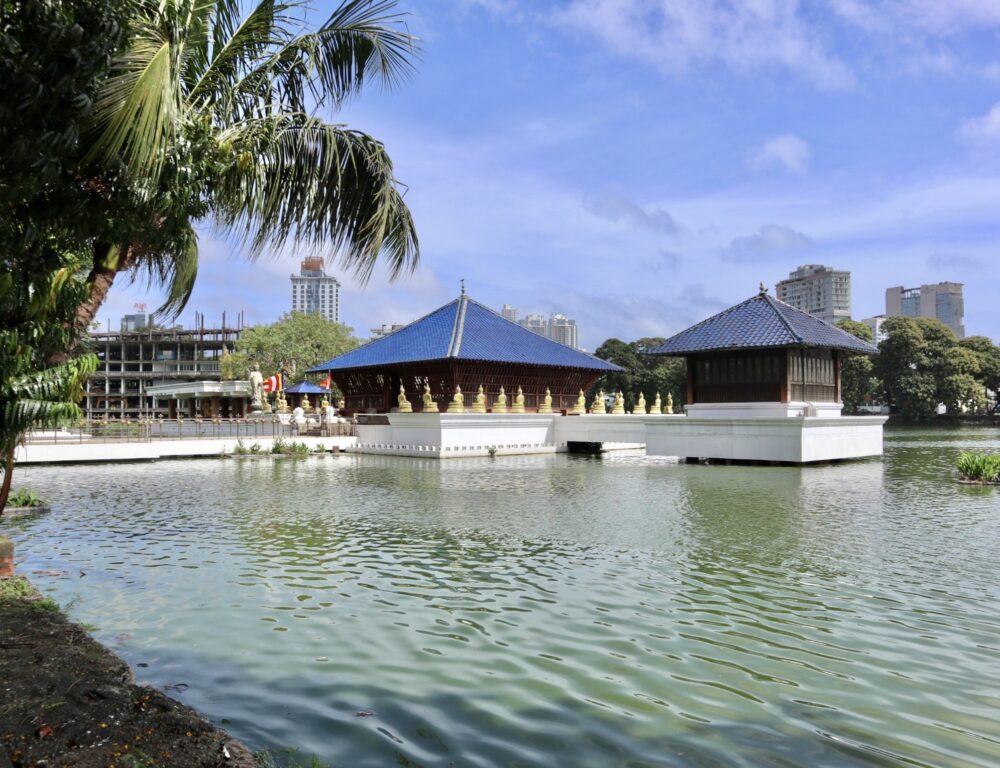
xmin=959 ymin=102 xmax=1000 ymax=143
xmin=553 ymin=0 xmax=854 ymax=89
xmin=724 ymin=224 xmax=814 ymax=259
xmin=748 ymin=133 xmax=812 ymax=175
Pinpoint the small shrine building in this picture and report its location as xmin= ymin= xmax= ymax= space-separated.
xmin=307 ymin=292 xmax=621 ymax=414
xmin=282 ymin=381 xmax=331 ymax=411
xmin=645 ymin=287 xmax=876 ymax=415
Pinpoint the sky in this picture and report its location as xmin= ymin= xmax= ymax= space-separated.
xmin=103 ymin=0 xmax=1000 ymax=350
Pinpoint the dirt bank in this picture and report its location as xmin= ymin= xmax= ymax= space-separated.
xmin=0 ymin=576 xmax=260 ymax=768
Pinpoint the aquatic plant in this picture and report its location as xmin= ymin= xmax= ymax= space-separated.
xmin=956 ymin=451 xmax=1000 ymax=483
xmin=7 ymin=488 xmax=44 ymax=508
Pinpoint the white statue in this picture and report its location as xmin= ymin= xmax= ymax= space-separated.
xmin=248 ymin=364 xmax=264 ymax=411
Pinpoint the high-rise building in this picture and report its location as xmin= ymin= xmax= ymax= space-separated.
xmin=290 ymin=257 xmax=341 ymax=323
xmin=548 ymin=314 xmax=578 ymax=349
xmin=861 ymin=315 xmax=889 ymax=345
xmin=506 ymin=303 xmax=581 ymax=348
xmin=519 ymin=313 xmax=548 ymax=337
xmin=885 ymin=282 xmax=965 ymax=339
xmin=775 ymin=264 xmax=851 ymax=325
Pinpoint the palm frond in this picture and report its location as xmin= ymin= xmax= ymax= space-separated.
xmin=213 ymin=115 xmax=418 ymax=281
xmin=88 ymin=16 xmax=180 ymax=180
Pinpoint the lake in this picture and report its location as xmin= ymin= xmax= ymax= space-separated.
xmin=4 ymin=427 xmax=999 ymax=767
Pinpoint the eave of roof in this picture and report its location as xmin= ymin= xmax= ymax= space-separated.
xmin=645 ymin=293 xmax=877 ymax=356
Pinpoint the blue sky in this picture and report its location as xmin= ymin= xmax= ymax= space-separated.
xmin=104 ymin=0 xmax=1000 ymax=349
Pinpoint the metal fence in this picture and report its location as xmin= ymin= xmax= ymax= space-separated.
xmin=25 ymin=418 xmax=356 ymax=445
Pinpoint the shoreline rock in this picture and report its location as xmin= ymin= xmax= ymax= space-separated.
xmin=0 ymin=576 xmax=260 ymax=768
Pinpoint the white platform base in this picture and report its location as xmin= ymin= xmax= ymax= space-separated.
xmin=355 ymin=408 xmax=887 ymax=463
xmin=355 ymin=413 xmax=560 ymax=458
xmin=645 ymin=415 xmax=887 ymax=463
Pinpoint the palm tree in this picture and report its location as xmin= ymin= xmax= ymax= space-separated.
xmin=75 ymin=0 xmax=419 ymax=333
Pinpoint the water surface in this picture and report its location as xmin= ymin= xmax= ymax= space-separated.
xmin=5 ymin=427 xmax=999 ymax=767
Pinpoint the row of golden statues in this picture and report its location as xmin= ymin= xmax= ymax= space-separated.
xmin=260 ymin=392 xmax=331 ymax=414
xmin=396 ymin=383 xmax=674 ymax=415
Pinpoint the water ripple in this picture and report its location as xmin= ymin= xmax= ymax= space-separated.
xmin=4 ymin=430 xmax=999 ymax=767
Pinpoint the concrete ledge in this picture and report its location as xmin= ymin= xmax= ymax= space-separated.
xmin=14 ymin=436 xmax=357 ymax=465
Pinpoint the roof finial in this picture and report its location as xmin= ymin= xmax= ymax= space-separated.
xmin=759 ymin=281 xmax=768 ymax=296
xmin=460 ymin=278 xmax=466 ymax=296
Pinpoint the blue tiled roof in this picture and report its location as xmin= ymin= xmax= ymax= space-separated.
xmin=307 ymin=295 xmax=622 ymax=373
xmin=284 ymin=381 xmax=330 ymax=394
xmin=646 ymin=293 xmax=877 ymax=355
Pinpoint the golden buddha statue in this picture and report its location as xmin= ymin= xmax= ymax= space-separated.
xmin=302 ymin=394 xmax=312 ymax=412
xmin=510 ymin=386 xmax=526 ymax=413
xmin=447 ymin=385 xmax=465 ymax=413
xmin=471 ymin=385 xmax=487 ymax=413
xmin=570 ymin=389 xmax=587 ymax=415
xmin=591 ymin=390 xmax=606 ymax=414
xmin=634 ymin=392 xmax=646 ymax=415
xmin=665 ymin=392 xmax=674 ymax=414
xmin=422 ymin=382 xmax=439 ymax=413
xmin=493 ymin=386 xmax=508 ymax=414
xmin=397 ymin=384 xmax=412 ymax=413
xmin=538 ymin=387 xmax=553 ymax=414
xmin=611 ymin=391 xmax=625 ymax=414
xmin=652 ymin=392 xmax=662 ymax=414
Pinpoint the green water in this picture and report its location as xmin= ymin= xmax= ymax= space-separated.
xmin=4 ymin=428 xmax=999 ymax=767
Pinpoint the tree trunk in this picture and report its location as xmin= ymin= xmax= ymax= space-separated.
xmin=0 ymin=445 xmax=15 ymax=516
xmin=48 ymin=242 xmax=128 ymax=364
xmin=74 ymin=246 xmax=122 ymax=337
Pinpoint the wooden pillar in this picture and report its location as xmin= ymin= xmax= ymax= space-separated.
xmin=686 ymin=358 xmax=695 ymax=405
xmin=168 ymin=399 xmax=177 ymax=419
xmin=834 ymin=350 xmax=842 ymax=404
xmin=779 ymin=351 xmax=789 ymax=403
xmin=211 ymin=396 xmax=221 ymax=417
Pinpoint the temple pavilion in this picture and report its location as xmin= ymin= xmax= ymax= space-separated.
xmin=307 ymin=292 xmax=621 ymax=414
xmin=645 ymin=287 xmax=876 ymax=412
xmin=282 ymin=381 xmax=331 ymax=410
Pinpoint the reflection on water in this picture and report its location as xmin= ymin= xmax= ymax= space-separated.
xmin=5 ymin=428 xmax=1000 ymax=767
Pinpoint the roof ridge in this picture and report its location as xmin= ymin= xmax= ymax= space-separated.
xmin=447 ymin=294 xmax=469 ymax=357
xmin=762 ymin=294 xmax=803 ymax=344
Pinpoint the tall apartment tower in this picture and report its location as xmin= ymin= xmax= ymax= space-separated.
xmin=775 ymin=265 xmax=851 ymax=325
xmin=519 ymin=313 xmax=548 ymax=337
xmin=290 ymin=257 xmax=341 ymax=323
xmin=548 ymin=314 xmax=578 ymax=349
xmin=501 ymin=304 xmax=518 ymax=323
xmin=885 ymin=282 xmax=964 ymax=338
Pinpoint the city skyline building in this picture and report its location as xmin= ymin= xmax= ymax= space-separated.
xmin=519 ymin=313 xmax=548 ymax=337
xmin=861 ymin=315 xmax=889 ymax=345
xmin=548 ymin=314 xmax=578 ymax=350
xmin=502 ymin=304 xmax=581 ymax=349
xmin=775 ymin=264 xmax=852 ymax=325
xmin=885 ymin=282 xmax=965 ymax=339
xmin=290 ymin=257 xmax=341 ymax=323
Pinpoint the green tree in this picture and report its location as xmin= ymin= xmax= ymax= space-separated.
xmin=3 ymin=0 xmax=420 ymax=353
xmin=835 ymin=319 xmax=881 ymax=414
xmin=959 ymin=336 xmax=1000 ymax=413
xmin=224 ymin=312 xmax=358 ymax=386
xmin=590 ymin=338 xmax=686 ymax=411
xmin=0 ymin=264 xmax=98 ymax=514
xmin=874 ymin=316 xmax=964 ymax=420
